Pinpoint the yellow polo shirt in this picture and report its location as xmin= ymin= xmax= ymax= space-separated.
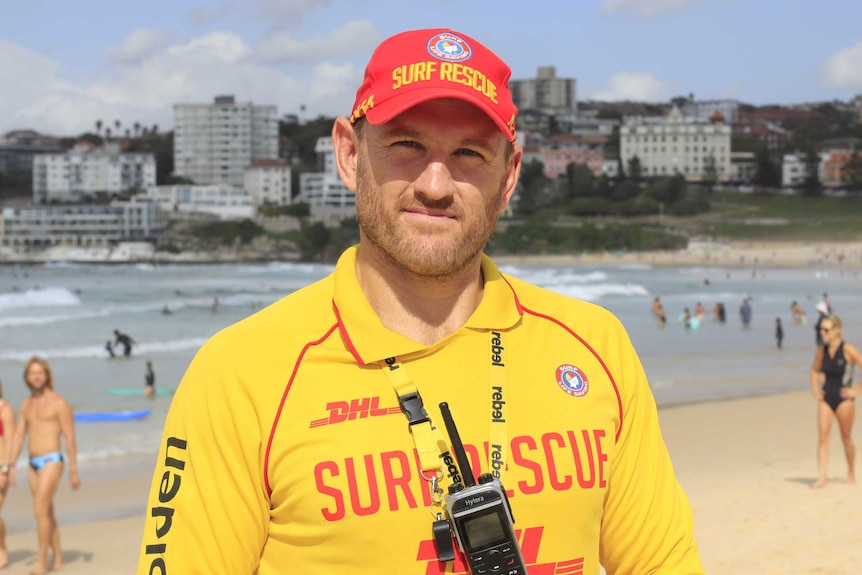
xmin=138 ymin=245 xmax=702 ymax=574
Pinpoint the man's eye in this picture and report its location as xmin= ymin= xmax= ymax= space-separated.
xmin=393 ymin=140 xmax=419 ymax=148
xmin=456 ymin=148 xmax=483 ymax=158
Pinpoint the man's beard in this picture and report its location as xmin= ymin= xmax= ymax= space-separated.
xmin=354 ymin=154 xmax=504 ymax=280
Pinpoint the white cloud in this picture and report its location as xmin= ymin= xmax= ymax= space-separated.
xmin=0 ymin=33 xmax=364 ymax=136
xmin=108 ymin=29 xmax=171 ymax=65
xmin=253 ymin=20 xmax=380 ymax=64
xmin=602 ymin=0 xmax=705 ymax=18
xmin=823 ymin=40 xmax=862 ymax=90
xmin=586 ymin=73 xmax=671 ymax=102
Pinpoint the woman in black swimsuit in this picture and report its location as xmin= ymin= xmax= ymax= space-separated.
xmin=810 ymin=314 xmax=862 ymax=488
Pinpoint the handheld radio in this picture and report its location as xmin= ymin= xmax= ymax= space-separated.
xmin=438 ymin=402 xmax=526 ymax=575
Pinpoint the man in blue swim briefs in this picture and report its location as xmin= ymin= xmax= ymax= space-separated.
xmin=6 ymin=357 xmax=80 ymax=575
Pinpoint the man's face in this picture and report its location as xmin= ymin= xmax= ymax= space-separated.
xmin=353 ymin=99 xmax=520 ymax=279
xmin=25 ymin=362 xmax=48 ymax=390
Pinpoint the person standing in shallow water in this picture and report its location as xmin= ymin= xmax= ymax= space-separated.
xmin=144 ymin=361 xmax=155 ymax=397
xmin=7 ymin=357 xmax=80 ymax=575
xmin=810 ymin=315 xmax=862 ymax=489
xmin=0 ymin=378 xmax=16 ymax=569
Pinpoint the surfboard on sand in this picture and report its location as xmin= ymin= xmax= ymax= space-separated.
xmin=75 ymin=409 xmax=151 ymax=422
xmin=107 ymin=388 xmax=173 ymax=396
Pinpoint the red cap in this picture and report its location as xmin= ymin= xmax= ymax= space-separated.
xmin=350 ymin=29 xmax=517 ymax=142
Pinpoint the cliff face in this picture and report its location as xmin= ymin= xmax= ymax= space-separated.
xmin=156 ymin=233 xmax=304 ymax=263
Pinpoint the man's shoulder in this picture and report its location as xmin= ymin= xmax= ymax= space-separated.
xmin=200 ymin=274 xmax=337 ymax=354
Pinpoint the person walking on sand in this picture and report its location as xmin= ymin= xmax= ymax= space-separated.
xmin=7 ymin=357 xmax=80 ymax=574
xmin=810 ymin=315 xmax=862 ymax=488
xmin=0 ymin=378 xmax=16 ymax=569
xmin=775 ymin=317 xmax=784 ymax=349
xmin=144 ymin=361 xmax=155 ymax=397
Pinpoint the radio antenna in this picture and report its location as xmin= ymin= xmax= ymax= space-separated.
xmin=438 ymin=402 xmax=476 ymax=487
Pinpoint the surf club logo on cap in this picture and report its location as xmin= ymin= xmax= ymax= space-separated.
xmin=427 ymin=32 xmax=472 ymax=62
xmin=349 ymin=28 xmax=518 ymax=142
xmin=555 ymin=364 xmax=589 ymax=397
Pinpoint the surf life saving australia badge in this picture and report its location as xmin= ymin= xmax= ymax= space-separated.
xmin=555 ymin=364 xmax=589 ymax=397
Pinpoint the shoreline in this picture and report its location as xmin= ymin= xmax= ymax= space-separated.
xmin=3 ymin=239 xmax=861 ymax=270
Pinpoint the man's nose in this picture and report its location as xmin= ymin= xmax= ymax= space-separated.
xmin=413 ymin=159 xmax=457 ymax=201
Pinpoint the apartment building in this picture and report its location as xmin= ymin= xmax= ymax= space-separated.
xmin=173 ymin=95 xmax=278 ymax=187
xmin=32 ymin=142 xmax=156 ymax=204
xmin=1 ymin=201 xmax=165 ymax=249
xmin=782 ymin=153 xmax=827 ymax=188
xmin=297 ymin=137 xmax=353 ymax=211
xmin=539 ymin=134 xmax=606 ymax=179
xmin=0 ymin=130 xmax=62 ymax=177
xmin=244 ymin=159 xmax=292 ymax=207
xmin=510 ymin=66 xmax=577 ymax=113
xmin=620 ymin=107 xmax=731 ymax=182
xmin=144 ymin=184 xmax=256 ymax=220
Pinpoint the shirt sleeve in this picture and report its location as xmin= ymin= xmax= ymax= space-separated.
xmin=599 ymin=321 xmax=704 ymax=574
xmin=137 ymin=337 xmax=270 ymax=574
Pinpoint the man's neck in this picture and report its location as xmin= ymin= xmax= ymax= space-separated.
xmin=355 ymin=248 xmax=485 ymax=346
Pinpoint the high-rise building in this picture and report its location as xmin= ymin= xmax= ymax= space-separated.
xmin=173 ymin=95 xmax=278 ymax=187
xmin=510 ymin=66 xmax=577 ymax=113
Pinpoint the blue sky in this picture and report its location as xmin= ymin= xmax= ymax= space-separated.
xmin=1 ymin=0 xmax=861 ymax=136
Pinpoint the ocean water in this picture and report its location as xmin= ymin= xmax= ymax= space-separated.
xmin=1 ymin=259 xmax=860 ymax=473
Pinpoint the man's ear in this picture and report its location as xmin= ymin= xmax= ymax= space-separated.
xmin=499 ymin=144 xmax=523 ymax=212
xmin=332 ymin=117 xmax=360 ymax=193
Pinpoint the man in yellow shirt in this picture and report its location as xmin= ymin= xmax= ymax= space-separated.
xmin=138 ymin=28 xmax=703 ymax=574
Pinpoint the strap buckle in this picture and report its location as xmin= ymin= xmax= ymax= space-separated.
xmin=399 ymin=391 xmax=430 ymax=426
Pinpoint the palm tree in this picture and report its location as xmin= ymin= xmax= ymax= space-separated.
xmin=105 ymin=128 xmax=113 ymax=140
xmin=114 ymin=119 xmax=121 ymax=133
xmin=133 ymin=122 xmax=141 ymax=138
xmin=95 ymin=120 xmax=103 ymax=136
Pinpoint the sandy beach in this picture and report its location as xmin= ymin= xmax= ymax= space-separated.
xmin=495 ymin=240 xmax=862 ymax=270
xmin=0 ymin=389 xmax=853 ymax=574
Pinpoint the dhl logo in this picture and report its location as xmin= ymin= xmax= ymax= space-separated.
xmin=309 ymin=396 xmax=402 ymax=428
xmin=416 ymin=526 xmax=585 ymax=575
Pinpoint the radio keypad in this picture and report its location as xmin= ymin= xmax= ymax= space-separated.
xmin=470 ymin=542 xmax=523 ymax=575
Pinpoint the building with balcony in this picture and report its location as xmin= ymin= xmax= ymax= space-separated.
xmin=297 ymin=137 xmax=354 ymax=215
xmin=173 ymin=95 xmax=278 ymax=187
xmin=244 ymin=159 xmax=292 ymax=207
xmin=32 ymin=142 xmax=156 ymax=204
xmin=620 ymin=107 xmax=731 ymax=182
xmin=144 ymin=184 xmax=256 ymax=220
xmin=1 ymin=201 xmax=166 ymax=249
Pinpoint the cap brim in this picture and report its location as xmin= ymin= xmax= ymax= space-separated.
xmin=364 ymin=88 xmax=514 ymax=142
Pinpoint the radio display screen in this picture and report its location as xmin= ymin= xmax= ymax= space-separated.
xmin=461 ymin=510 xmax=508 ymax=551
